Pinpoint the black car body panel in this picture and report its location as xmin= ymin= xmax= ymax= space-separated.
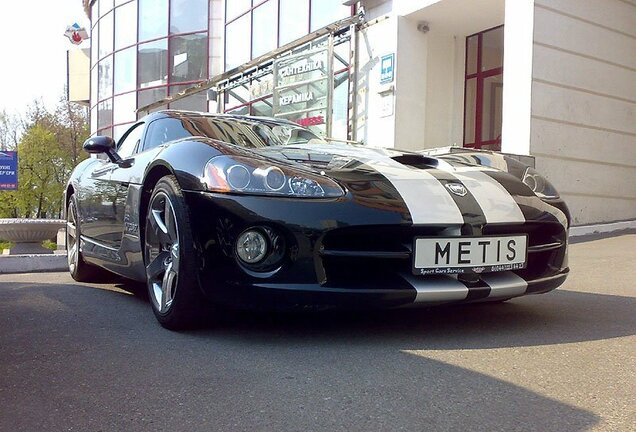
xmin=66 ymin=110 xmax=570 ymax=310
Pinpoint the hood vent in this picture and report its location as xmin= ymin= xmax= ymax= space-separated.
xmin=391 ymin=154 xmax=439 ymax=169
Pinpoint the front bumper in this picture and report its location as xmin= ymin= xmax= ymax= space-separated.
xmin=183 ymin=190 xmax=570 ymax=310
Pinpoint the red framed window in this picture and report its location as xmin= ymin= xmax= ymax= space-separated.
xmin=463 ymin=25 xmax=504 ymax=150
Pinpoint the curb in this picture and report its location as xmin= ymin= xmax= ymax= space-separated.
xmin=0 ymin=254 xmax=68 ymax=274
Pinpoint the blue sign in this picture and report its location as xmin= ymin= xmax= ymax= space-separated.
xmin=380 ymin=53 xmax=395 ymax=84
xmin=0 ymin=151 xmax=17 ymax=190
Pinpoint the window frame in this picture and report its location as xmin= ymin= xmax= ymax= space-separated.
xmin=463 ymin=25 xmax=504 ymax=151
xmin=116 ymin=121 xmax=145 ymax=157
xmin=93 ymin=0 xmax=210 ymax=137
xmin=223 ymin=0 xmax=353 ymax=71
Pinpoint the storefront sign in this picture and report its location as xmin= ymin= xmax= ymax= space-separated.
xmin=279 ymin=92 xmax=315 ymax=106
xmin=295 ymin=116 xmax=325 ymax=127
xmin=273 ymin=47 xmax=331 ymax=136
xmin=380 ymin=53 xmax=395 ymax=84
xmin=0 ymin=151 xmax=18 ymax=190
xmin=279 ymin=59 xmax=325 ymax=78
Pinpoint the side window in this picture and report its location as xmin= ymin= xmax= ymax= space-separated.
xmin=117 ymin=123 xmax=145 ymax=158
xmin=144 ymin=118 xmax=193 ymax=151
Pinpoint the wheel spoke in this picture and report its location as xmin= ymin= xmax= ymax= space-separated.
xmin=149 ymin=209 xmax=171 ymax=245
xmin=161 ymin=264 xmax=177 ymax=311
xmin=68 ymin=244 xmax=77 ymax=267
xmin=66 ymin=222 xmax=76 ymax=239
xmin=146 ymin=250 xmax=169 ymax=280
xmin=164 ymin=199 xmax=177 ymax=242
xmin=170 ymin=242 xmax=180 ymax=268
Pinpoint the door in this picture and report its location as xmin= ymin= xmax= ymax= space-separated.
xmin=106 ymin=122 xmax=146 ymax=251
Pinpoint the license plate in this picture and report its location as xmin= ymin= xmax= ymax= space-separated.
xmin=412 ymin=235 xmax=527 ymax=275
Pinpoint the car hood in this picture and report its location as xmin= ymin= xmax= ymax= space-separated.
xmin=251 ymin=143 xmax=567 ymax=226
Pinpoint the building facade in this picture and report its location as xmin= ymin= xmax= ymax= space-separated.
xmin=83 ymin=0 xmax=636 ymax=227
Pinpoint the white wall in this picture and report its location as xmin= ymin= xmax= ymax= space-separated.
xmin=354 ymin=15 xmax=399 ymax=147
xmin=531 ymin=0 xmax=636 ymax=225
xmin=500 ymin=0 xmax=534 ymax=155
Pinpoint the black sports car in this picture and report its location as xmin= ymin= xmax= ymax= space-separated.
xmin=65 ymin=110 xmax=569 ymax=329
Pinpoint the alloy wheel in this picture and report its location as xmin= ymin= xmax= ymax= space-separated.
xmin=145 ymin=191 xmax=180 ymax=314
xmin=66 ymin=202 xmax=78 ymax=272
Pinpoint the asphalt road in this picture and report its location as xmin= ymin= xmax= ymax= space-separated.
xmin=1 ymin=236 xmax=635 ymax=432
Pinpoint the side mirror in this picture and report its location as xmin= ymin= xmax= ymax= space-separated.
xmin=83 ymin=136 xmax=122 ymax=164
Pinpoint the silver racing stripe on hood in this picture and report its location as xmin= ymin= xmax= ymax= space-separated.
xmin=448 ymin=168 xmax=526 ymax=224
xmin=278 ymin=144 xmax=466 ymax=224
xmin=364 ymin=160 xmax=465 ymax=224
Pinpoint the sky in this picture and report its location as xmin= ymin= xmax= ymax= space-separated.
xmin=0 ymin=0 xmax=89 ymax=116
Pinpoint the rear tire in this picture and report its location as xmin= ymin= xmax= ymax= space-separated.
xmin=66 ymin=195 xmax=105 ymax=282
xmin=144 ymin=175 xmax=208 ymax=330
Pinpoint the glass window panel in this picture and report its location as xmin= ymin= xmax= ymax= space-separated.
xmin=91 ymin=66 xmax=98 ymax=107
xmin=466 ymin=35 xmax=478 ymax=75
xmin=225 ymin=13 xmax=250 ymax=70
xmin=279 ymin=0 xmax=309 ymax=46
xmin=98 ymin=56 xmax=113 ymax=100
xmin=226 ymin=0 xmax=251 ymax=21
xmin=169 ymin=93 xmax=208 ymax=112
xmin=170 ymin=0 xmax=208 ymax=34
xmin=168 ymin=86 xmax=208 ymax=112
xmin=310 ymin=0 xmax=350 ymax=32
xmin=113 ymin=92 xmax=137 ymax=124
xmin=145 ymin=118 xmax=195 ymax=151
xmin=224 ymin=85 xmax=250 ymax=110
xmin=225 ymin=105 xmax=249 ymax=115
xmin=98 ymin=11 xmax=113 ymax=59
xmin=481 ymin=27 xmax=504 ymax=71
xmin=252 ymin=1 xmax=277 ymax=58
xmin=115 ymin=1 xmax=137 ymax=50
xmin=90 ymin=106 xmax=97 ymax=134
xmin=464 ymin=77 xmax=476 ymax=144
xmin=138 ymin=39 xmax=168 ymax=88
xmin=98 ymin=99 xmax=113 ymax=129
xmin=115 ymin=0 xmax=131 ymax=6
xmin=138 ymin=87 xmax=168 ymax=109
xmin=117 ymin=123 xmax=144 ymax=157
xmin=332 ymin=72 xmax=349 ymax=140
xmin=99 ymin=0 xmax=114 ymax=17
xmin=481 ymin=74 xmax=503 ymax=142
xmin=251 ymin=98 xmax=273 ymax=117
xmin=139 ymin=0 xmax=168 ymax=41
xmin=113 ymin=123 xmax=134 ymax=142
xmin=170 ymin=32 xmax=207 ymax=83
xmin=333 ymin=39 xmax=350 ymax=70
xmin=114 ymin=47 xmax=137 ymax=94
xmin=91 ymin=24 xmax=99 ymax=66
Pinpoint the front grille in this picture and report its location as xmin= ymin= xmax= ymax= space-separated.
xmin=319 ymin=222 xmax=567 ymax=287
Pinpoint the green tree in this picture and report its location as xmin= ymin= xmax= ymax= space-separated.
xmin=0 ymin=94 xmax=90 ymax=218
xmin=14 ymin=125 xmax=66 ymax=218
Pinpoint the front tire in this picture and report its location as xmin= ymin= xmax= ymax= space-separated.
xmin=66 ymin=195 xmax=104 ymax=282
xmin=144 ymin=175 xmax=206 ymax=330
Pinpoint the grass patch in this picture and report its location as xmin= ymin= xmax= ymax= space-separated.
xmin=42 ymin=240 xmax=58 ymax=251
xmin=0 ymin=240 xmax=13 ymax=251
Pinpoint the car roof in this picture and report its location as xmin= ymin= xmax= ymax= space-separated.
xmin=142 ymin=110 xmax=301 ymax=127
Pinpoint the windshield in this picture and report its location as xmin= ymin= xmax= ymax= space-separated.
xmin=160 ymin=115 xmax=326 ymax=149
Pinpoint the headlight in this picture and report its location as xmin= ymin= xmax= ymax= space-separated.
xmin=203 ymin=155 xmax=345 ymax=198
xmin=522 ymin=167 xmax=559 ymax=199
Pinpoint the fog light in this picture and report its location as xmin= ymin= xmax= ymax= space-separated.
xmin=236 ymin=230 xmax=268 ymax=264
